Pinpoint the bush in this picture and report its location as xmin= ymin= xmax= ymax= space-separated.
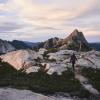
xmin=0 ymin=61 xmax=95 ymax=98
xmin=0 ymin=61 xmax=80 ymax=94
xmin=81 ymin=67 xmax=100 ymax=92
xmin=27 ymin=69 xmax=80 ymax=94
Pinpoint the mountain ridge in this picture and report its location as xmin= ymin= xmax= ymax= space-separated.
xmin=43 ymin=29 xmax=90 ymax=51
xmin=0 ymin=29 xmax=99 ymax=53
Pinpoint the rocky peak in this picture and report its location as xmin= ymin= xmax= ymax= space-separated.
xmin=59 ymin=29 xmax=90 ymax=51
xmin=70 ymin=29 xmax=79 ymax=36
xmin=66 ymin=29 xmax=88 ymax=44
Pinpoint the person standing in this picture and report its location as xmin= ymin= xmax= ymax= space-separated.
xmin=70 ymin=53 xmax=78 ymax=71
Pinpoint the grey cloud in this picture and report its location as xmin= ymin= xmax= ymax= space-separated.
xmin=0 ymin=22 xmax=27 ymax=32
xmin=34 ymin=26 xmax=62 ymax=30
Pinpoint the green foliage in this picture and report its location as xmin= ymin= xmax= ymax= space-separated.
xmin=81 ymin=67 xmax=100 ymax=92
xmin=0 ymin=61 xmax=98 ymax=98
xmin=28 ymin=69 xmax=80 ymax=93
xmin=0 ymin=61 xmax=29 ymax=87
xmin=0 ymin=61 xmax=80 ymax=94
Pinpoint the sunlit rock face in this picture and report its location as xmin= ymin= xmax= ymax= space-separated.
xmin=41 ymin=63 xmax=67 ymax=75
xmin=0 ymin=88 xmax=73 ymax=100
xmin=0 ymin=50 xmax=43 ymax=71
xmin=57 ymin=29 xmax=90 ymax=51
xmin=0 ymin=39 xmax=15 ymax=54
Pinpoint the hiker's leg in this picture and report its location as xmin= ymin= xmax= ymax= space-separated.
xmin=72 ymin=63 xmax=75 ymax=71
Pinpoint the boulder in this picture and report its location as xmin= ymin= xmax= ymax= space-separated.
xmin=38 ymin=48 xmax=47 ymax=55
xmin=25 ymin=66 xmax=40 ymax=74
xmin=47 ymin=50 xmax=76 ymax=61
xmin=77 ymin=50 xmax=100 ymax=68
xmin=41 ymin=63 xmax=67 ymax=75
xmin=0 ymin=50 xmax=43 ymax=70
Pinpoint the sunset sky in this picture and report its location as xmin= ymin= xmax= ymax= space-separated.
xmin=0 ymin=0 xmax=100 ymax=42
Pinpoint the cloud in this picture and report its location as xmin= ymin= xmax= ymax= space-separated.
xmin=34 ymin=26 xmax=61 ymax=30
xmin=0 ymin=0 xmax=100 ymax=42
xmin=2 ymin=0 xmax=94 ymax=26
xmin=0 ymin=22 xmax=25 ymax=32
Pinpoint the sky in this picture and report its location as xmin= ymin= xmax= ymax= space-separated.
xmin=0 ymin=0 xmax=100 ymax=42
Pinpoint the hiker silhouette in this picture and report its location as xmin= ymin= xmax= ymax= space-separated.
xmin=70 ymin=53 xmax=78 ymax=71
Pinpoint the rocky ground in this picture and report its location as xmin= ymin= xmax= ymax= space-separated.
xmin=0 ymin=88 xmax=74 ymax=100
xmin=1 ymin=49 xmax=100 ymax=74
xmin=0 ymin=48 xmax=100 ymax=99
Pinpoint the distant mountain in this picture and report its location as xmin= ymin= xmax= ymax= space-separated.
xmin=57 ymin=29 xmax=90 ymax=51
xmin=24 ymin=41 xmax=42 ymax=48
xmin=0 ymin=39 xmax=38 ymax=53
xmin=10 ymin=40 xmax=32 ymax=50
xmin=10 ymin=40 xmax=45 ymax=51
xmin=89 ymin=43 xmax=100 ymax=51
xmin=0 ymin=39 xmax=15 ymax=54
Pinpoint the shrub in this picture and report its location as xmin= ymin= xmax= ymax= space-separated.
xmin=0 ymin=61 xmax=95 ymax=98
xmin=81 ymin=67 xmax=100 ymax=92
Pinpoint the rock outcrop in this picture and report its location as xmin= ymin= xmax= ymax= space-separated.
xmin=1 ymin=47 xmax=100 ymax=75
xmin=43 ymin=37 xmax=59 ymax=49
xmin=0 ymin=50 xmax=43 ymax=71
xmin=58 ymin=29 xmax=90 ymax=51
xmin=78 ymin=50 xmax=100 ymax=68
xmin=42 ymin=29 xmax=90 ymax=51
xmin=41 ymin=50 xmax=100 ymax=75
xmin=0 ymin=88 xmax=73 ymax=100
xmin=38 ymin=48 xmax=47 ymax=55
